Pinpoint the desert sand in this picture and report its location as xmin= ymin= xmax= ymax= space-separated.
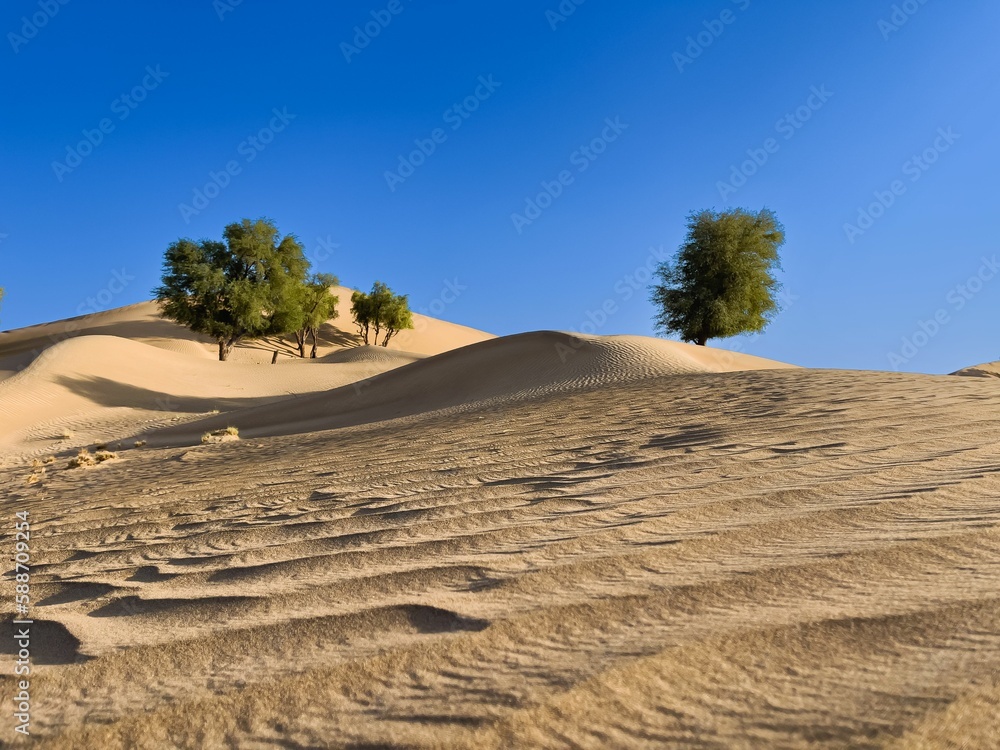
xmin=2 ymin=300 xmax=999 ymax=748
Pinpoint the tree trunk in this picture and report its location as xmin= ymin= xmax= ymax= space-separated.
xmin=295 ymin=330 xmax=306 ymax=358
xmin=696 ymin=335 xmax=708 ymax=346
xmin=218 ymin=336 xmax=240 ymax=361
xmin=309 ymin=327 xmax=318 ymax=359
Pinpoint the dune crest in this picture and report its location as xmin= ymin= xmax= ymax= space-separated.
xmin=0 ymin=286 xmax=493 ymax=373
xmin=0 ymin=291 xmax=490 ymax=458
xmin=953 ymin=360 xmax=1000 ymax=378
xmin=149 ymin=331 xmax=795 ymax=443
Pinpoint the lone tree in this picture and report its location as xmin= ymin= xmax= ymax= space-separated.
xmin=291 ymin=273 xmax=339 ymax=358
xmin=155 ymin=218 xmax=308 ymax=360
xmin=650 ymin=208 xmax=785 ymax=346
xmin=350 ymin=281 xmax=414 ymax=347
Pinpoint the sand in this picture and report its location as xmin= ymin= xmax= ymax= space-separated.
xmin=1 ymin=300 xmax=999 ymax=748
xmin=954 ymin=360 xmax=1000 ymax=379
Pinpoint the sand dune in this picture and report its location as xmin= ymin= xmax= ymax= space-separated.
xmin=0 ymin=286 xmax=492 ymax=373
xmin=2 ymin=305 xmax=999 ymax=748
xmin=150 ymin=331 xmax=794 ymax=444
xmin=0 ymin=290 xmax=488 ymax=460
xmin=954 ymin=359 xmax=1000 ymax=378
xmin=0 ymin=335 xmax=423 ymax=458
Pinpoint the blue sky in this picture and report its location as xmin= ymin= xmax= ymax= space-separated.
xmin=1 ymin=0 xmax=997 ymax=374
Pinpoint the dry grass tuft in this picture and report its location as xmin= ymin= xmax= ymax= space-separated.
xmin=68 ymin=449 xmax=95 ymax=468
xmin=202 ymin=426 xmax=240 ymax=444
xmin=69 ymin=448 xmax=118 ymax=467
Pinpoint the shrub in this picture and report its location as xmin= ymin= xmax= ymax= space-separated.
xmin=68 ymin=449 xmax=96 ymax=468
xmin=202 ymin=427 xmax=239 ymax=444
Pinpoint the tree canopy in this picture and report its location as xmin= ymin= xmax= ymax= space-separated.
xmin=292 ymin=273 xmax=339 ymax=358
xmin=154 ymin=218 xmax=309 ymax=360
xmin=650 ymin=208 xmax=785 ymax=346
xmin=351 ymin=281 xmax=414 ymax=347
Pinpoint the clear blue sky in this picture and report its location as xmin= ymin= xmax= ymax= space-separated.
xmin=1 ymin=0 xmax=997 ymax=373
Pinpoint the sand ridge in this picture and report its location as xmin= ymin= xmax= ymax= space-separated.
xmin=146 ymin=330 xmax=795 ymax=444
xmin=0 ymin=291 xmax=489 ymax=461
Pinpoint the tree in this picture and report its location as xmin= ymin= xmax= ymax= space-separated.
xmin=650 ymin=208 xmax=785 ymax=346
xmin=292 ymin=273 xmax=339 ymax=358
xmin=380 ymin=293 xmax=414 ymax=347
xmin=350 ymin=281 xmax=414 ymax=347
xmin=351 ymin=290 xmax=374 ymax=345
xmin=154 ymin=218 xmax=308 ymax=360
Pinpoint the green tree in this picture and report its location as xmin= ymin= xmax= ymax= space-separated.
xmin=650 ymin=208 xmax=785 ymax=346
xmin=380 ymin=293 xmax=414 ymax=347
xmin=351 ymin=289 xmax=374 ymax=344
xmin=154 ymin=218 xmax=309 ymax=360
xmin=350 ymin=281 xmax=414 ymax=347
xmin=292 ymin=273 xmax=339 ymax=358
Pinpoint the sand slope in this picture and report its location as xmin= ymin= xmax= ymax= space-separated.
xmin=0 ymin=335 xmax=423 ymax=457
xmin=2 ymin=309 xmax=999 ymax=748
xmin=2 ymin=365 xmax=999 ymax=748
xmin=150 ymin=331 xmax=794 ymax=444
xmin=954 ymin=360 xmax=1000 ymax=378
xmin=0 ymin=286 xmax=493 ymax=373
xmin=0 ymin=290 xmax=491 ymax=459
